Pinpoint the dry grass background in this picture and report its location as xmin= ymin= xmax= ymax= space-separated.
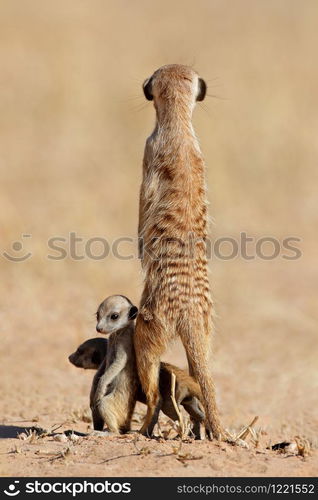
xmin=0 ymin=0 xmax=317 ymax=476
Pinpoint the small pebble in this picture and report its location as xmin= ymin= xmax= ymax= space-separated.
xmin=53 ymin=433 xmax=67 ymax=442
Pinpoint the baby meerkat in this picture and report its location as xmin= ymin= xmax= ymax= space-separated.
xmin=68 ymin=337 xmax=108 ymax=369
xmin=91 ymin=295 xmax=139 ymax=433
xmin=70 ymin=298 xmax=208 ymax=438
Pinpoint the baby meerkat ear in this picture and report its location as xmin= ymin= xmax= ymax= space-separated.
xmin=128 ymin=305 xmax=138 ymax=320
xmin=91 ymin=350 xmax=102 ymax=367
xmin=143 ymin=78 xmax=153 ymax=101
xmin=197 ymin=78 xmax=207 ymax=101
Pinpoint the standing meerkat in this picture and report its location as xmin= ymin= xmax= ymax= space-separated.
xmin=134 ymin=64 xmax=225 ymax=439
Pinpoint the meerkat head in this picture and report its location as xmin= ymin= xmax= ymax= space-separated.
xmin=95 ymin=295 xmax=138 ymax=335
xmin=68 ymin=337 xmax=107 ymax=369
xmin=143 ymin=64 xmax=206 ymax=110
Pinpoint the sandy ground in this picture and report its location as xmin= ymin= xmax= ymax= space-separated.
xmin=0 ymin=423 xmax=317 ymax=478
xmin=1 ymin=0 xmax=318 ymax=478
xmin=1 ymin=259 xmax=317 ymax=477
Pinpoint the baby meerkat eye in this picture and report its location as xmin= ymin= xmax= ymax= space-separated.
xmin=110 ymin=313 xmax=119 ymax=321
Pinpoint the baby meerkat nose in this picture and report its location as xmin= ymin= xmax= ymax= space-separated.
xmin=96 ymin=325 xmax=103 ymax=333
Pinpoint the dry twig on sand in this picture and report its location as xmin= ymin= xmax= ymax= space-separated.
xmin=226 ymin=416 xmax=259 ymax=447
xmin=170 ymin=373 xmax=184 ymax=438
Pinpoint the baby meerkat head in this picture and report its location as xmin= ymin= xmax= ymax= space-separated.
xmin=95 ymin=295 xmax=138 ymax=335
xmin=68 ymin=337 xmax=107 ymax=369
xmin=143 ymin=64 xmax=206 ymax=108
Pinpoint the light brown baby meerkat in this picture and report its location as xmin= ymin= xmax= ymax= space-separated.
xmin=134 ymin=64 xmax=225 ymax=440
xmin=91 ymin=295 xmax=139 ymax=433
xmin=69 ymin=334 xmax=209 ymax=439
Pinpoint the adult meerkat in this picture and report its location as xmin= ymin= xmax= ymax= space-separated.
xmin=69 ymin=335 xmax=208 ymax=438
xmin=135 ymin=64 xmax=225 ymax=439
xmin=91 ymin=295 xmax=139 ymax=433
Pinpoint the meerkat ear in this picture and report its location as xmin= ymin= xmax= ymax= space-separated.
xmin=197 ymin=78 xmax=207 ymax=101
xmin=128 ymin=306 xmax=138 ymax=320
xmin=143 ymin=78 xmax=153 ymax=101
xmin=91 ymin=350 xmax=102 ymax=367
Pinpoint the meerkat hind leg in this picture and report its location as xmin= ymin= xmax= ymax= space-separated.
xmin=91 ymin=408 xmax=105 ymax=431
xmin=97 ymin=395 xmax=121 ymax=434
xmin=119 ymin=400 xmax=137 ymax=434
xmin=139 ymin=366 xmax=162 ymax=437
xmin=134 ymin=315 xmax=165 ymax=437
xmin=178 ymin=318 xmax=224 ymax=440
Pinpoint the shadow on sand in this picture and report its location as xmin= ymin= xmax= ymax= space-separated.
xmin=0 ymin=425 xmax=40 ymax=439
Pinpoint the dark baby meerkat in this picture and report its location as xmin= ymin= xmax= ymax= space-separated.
xmin=68 ymin=337 xmax=108 ymax=369
xmin=135 ymin=64 xmax=225 ymax=439
xmin=70 ymin=297 xmax=208 ymax=438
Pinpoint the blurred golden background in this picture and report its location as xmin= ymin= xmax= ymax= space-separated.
xmin=0 ymin=0 xmax=317 ymax=463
